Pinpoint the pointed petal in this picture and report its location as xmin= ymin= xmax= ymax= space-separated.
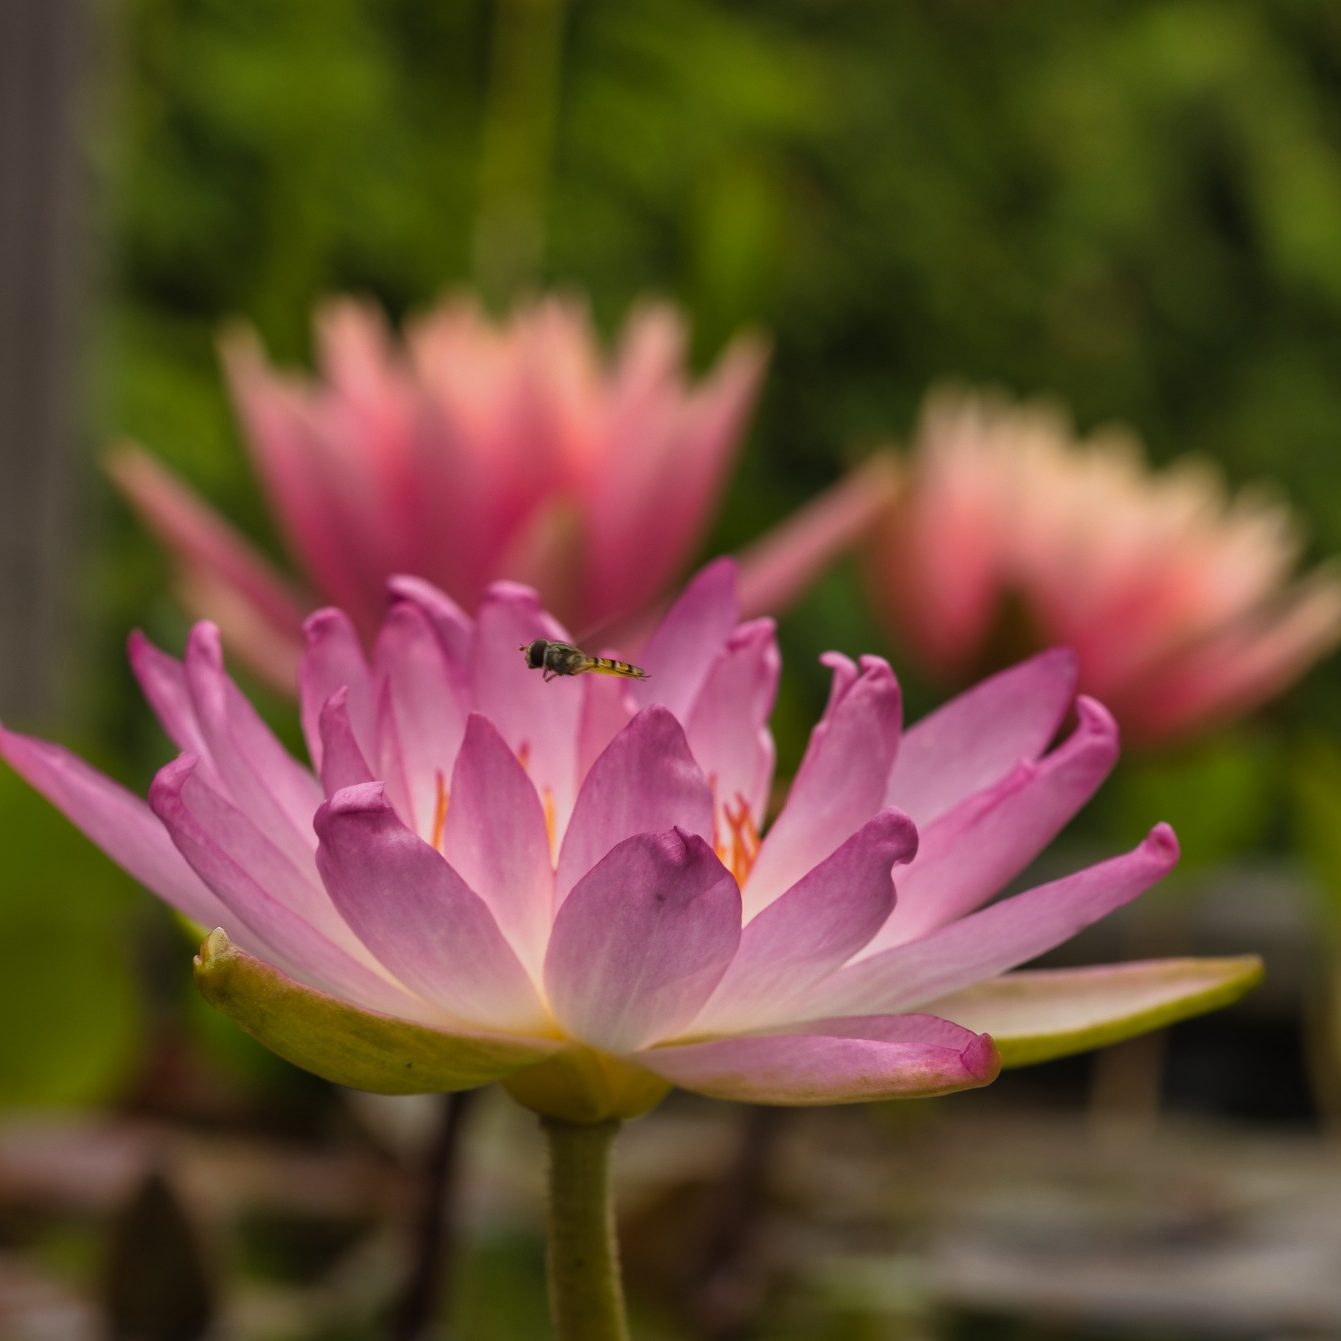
xmin=471 ymin=582 xmax=582 ymax=836
xmin=545 ymin=829 xmax=741 ymax=1052
xmin=195 ymin=929 xmax=555 ymax=1094
xmin=872 ymin=696 xmax=1120 ymax=948
xmin=885 ymin=648 xmax=1079 ymax=827
xmin=737 ymin=453 xmax=899 ymax=617
xmin=315 ymin=784 xmax=546 ymax=1032
xmin=693 ymin=809 xmax=917 ymax=1033
xmin=300 ymin=608 xmax=376 ymax=771
xmin=555 ymin=706 xmax=714 ymax=907
xmin=127 ymin=631 xmax=210 ymax=759
xmin=443 ymin=715 xmax=555 ymax=975
xmin=386 ymin=576 xmax=473 ymax=679
xmin=800 ymin=825 xmax=1180 ymax=1019
xmin=0 ymin=727 xmax=225 ymax=927
xmin=182 ymin=623 xmax=324 ymax=868
xmin=742 ymin=654 xmax=902 ymax=918
xmin=371 ymin=600 xmax=468 ymax=837
xmin=926 ymin=955 xmax=1264 ymax=1067
xmin=685 ymin=617 xmax=780 ymax=845
xmin=627 ymin=559 xmax=740 ymax=720
xmin=150 ymin=757 xmax=422 ymax=1018
xmin=643 ymin=1013 xmax=999 ymax=1104
xmin=105 ymin=441 xmax=308 ymax=649
xmin=317 ymin=688 xmax=376 ymax=793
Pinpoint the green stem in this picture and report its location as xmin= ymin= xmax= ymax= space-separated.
xmin=542 ymin=1117 xmax=628 ymax=1341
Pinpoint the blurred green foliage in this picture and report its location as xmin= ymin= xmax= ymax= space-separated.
xmin=10 ymin=0 xmax=1341 ymax=1109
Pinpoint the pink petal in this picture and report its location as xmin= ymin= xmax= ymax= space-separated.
xmin=885 ymin=648 xmax=1079 ymax=827
xmin=737 ymin=453 xmax=899 ymax=618
xmin=544 ymin=829 xmax=741 ymax=1052
xmin=105 ymin=441 xmax=308 ymax=654
xmin=871 ymin=695 xmax=1120 ymax=948
xmin=575 ymin=673 xmax=636 ymax=782
xmin=371 ymin=600 xmax=469 ymax=837
xmin=300 ymin=608 xmax=375 ymax=773
xmin=127 ymin=630 xmax=211 ymax=760
xmin=317 ymin=688 xmax=376 ymax=794
xmin=150 ymin=756 xmax=424 ymax=1018
xmin=684 ymin=617 xmax=780 ymax=843
xmin=0 ymin=726 xmax=226 ymax=928
xmin=800 ymin=824 xmax=1180 ymax=1019
xmin=221 ymin=328 xmax=386 ymax=635
xmin=315 ymin=783 xmax=546 ymax=1032
xmin=627 ymin=558 xmax=741 ymax=721
xmin=182 ymin=623 xmax=324 ymax=870
xmin=642 ymin=1013 xmax=999 ymax=1104
xmin=386 ymin=575 xmax=473 ymax=679
xmin=471 ymin=582 xmax=582 ymax=837
xmin=741 ymin=653 xmax=902 ymax=919
xmin=692 ymin=808 xmax=918 ymax=1034
xmin=554 ymin=706 xmax=715 ymax=907
xmin=442 ymin=715 xmax=555 ymax=975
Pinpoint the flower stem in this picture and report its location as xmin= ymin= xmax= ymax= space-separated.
xmin=542 ymin=1117 xmax=628 ymax=1341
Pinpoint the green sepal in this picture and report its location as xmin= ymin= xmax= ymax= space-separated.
xmin=930 ymin=955 xmax=1264 ymax=1069
xmin=504 ymin=1047 xmax=670 ymax=1123
xmin=193 ymin=928 xmax=556 ymax=1094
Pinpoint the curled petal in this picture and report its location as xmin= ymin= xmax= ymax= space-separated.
xmin=195 ymin=929 xmax=555 ymax=1094
xmin=545 ymin=829 xmax=741 ymax=1053
xmin=693 ymin=808 xmax=917 ymax=1033
xmin=926 ymin=955 xmax=1264 ymax=1067
xmin=743 ymin=653 xmax=902 ymax=918
xmin=885 ymin=648 xmax=1078 ymax=827
xmin=872 ymin=695 xmax=1119 ymax=948
xmin=315 ymin=784 xmax=546 ymax=1032
xmin=643 ymin=1013 xmax=999 ymax=1104
xmin=800 ymin=824 xmax=1180 ymax=1020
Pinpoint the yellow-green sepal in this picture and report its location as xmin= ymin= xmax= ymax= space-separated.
xmin=503 ymin=1047 xmax=671 ymax=1123
xmin=928 ymin=955 xmax=1263 ymax=1069
xmin=194 ymin=928 xmax=557 ymax=1094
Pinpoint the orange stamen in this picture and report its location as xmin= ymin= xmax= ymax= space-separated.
xmin=430 ymin=769 xmax=450 ymax=852
xmin=721 ymin=793 xmax=760 ymax=887
xmin=542 ymin=785 xmax=558 ymax=865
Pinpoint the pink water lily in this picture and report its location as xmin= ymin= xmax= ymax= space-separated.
xmin=0 ymin=563 xmax=1258 ymax=1119
xmin=108 ymin=294 xmax=892 ymax=691
xmin=870 ymin=387 xmax=1341 ymax=744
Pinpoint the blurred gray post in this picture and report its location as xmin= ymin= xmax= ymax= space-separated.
xmin=0 ymin=0 xmax=92 ymax=722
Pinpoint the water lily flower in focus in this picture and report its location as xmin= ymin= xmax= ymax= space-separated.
xmin=108 ymin=294 xmax=893 ymax=690
xmin=869 ymin=387 xmax=1341 ymax=744
xmin=0 ymin=562 xmax=1259 ymax=1335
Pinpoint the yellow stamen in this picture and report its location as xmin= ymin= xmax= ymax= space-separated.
xmin=430 ymin=769 xmax=450 ymax=852
xmin=542 ymin=785 xmax=558 ymax=865
xmin=721 ymin=793 xmax=760 ymax=887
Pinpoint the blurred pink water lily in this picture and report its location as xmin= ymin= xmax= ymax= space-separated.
xmin=0 ymin=563 xmax=1258 ymax=1120
xmin=108 ymin=294 xmax=892 ymax=691
xmin=870 ymin=387 xmax=1341 ymax=744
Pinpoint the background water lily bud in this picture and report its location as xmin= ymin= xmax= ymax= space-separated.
xmin=0 ymin=563 xmax=1259 ymax=1121
xmin=107 ymin=295 xmax=892 ymax=691
xmin=868 ymin=387 xmax=1341 ymax=745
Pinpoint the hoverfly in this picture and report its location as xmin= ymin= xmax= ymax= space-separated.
xmin=519 ymin=638 xmax=650 ymax=682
